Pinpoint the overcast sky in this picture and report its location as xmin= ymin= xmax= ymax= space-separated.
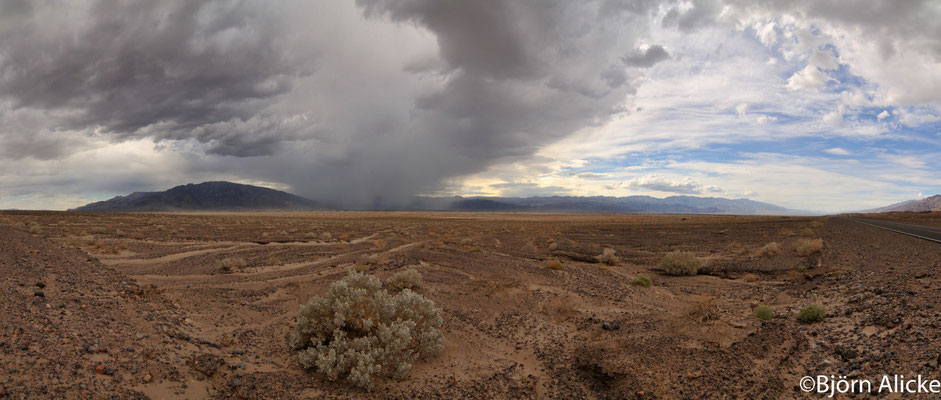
xmin=1 ymin=0 xmax=939 ymax=212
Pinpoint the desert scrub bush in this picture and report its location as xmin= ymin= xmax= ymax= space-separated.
xmin=216 ymin=257 xmax=247 ymax=273
xmin=386 ymin=267 xmax=422 ymax=291
xmin=794 ymin=238 xmax=823 ymax=256
xmin=687 ymin=297 xmax=719 ymax=323
xmin=752 ymin=305 xmax=774 ymax=320
xmin=544 ymin=259 xmax=565 ymax=270
xmin=630 ymin=274 xmax=652 ymax=287
xmin=798 ymin=227 xmax=815 ymax=237
xmin=756 ymin=242 xmax=782 ymax=258
xmin=797 ymin=304 xmax=826 ymax=323
xmin=290 ymin=272 xmax=444 ymax=389
xmin=320 ymin=232 xmax=333 ymax=241
xmin=658 ymin=251 xmax=702 ymax=276
xmin=547 ymin=242 xmax=558 ymax=251
xmin=28 ymin=224 xmax=42 ymax=234
xmin=596 ymin=248 xmax=619 ymax=265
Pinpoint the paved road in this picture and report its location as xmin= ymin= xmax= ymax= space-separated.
xmin=844 ymin=217 xmax=941 ymax=244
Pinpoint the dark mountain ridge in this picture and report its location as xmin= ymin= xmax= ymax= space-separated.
xmin=72 ymin=181 xmax=324 ymax=212
xmin=73 ymin=181 xmax=805 ymax=215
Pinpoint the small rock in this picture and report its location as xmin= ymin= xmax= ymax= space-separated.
xmin=142 ymin=373 xmax=153 ymax=383
xmin=35 ymin=282 xmax=45 ymax=289
xmin=928 ymin=360 xmax=938 ymax=369
xmin=601 ymin=321 xmax=620 ymax=331
xmin=229 ymin=378 xmax=242 ymax=387
xmin=95 ymin=364 xmax=107 ymax=375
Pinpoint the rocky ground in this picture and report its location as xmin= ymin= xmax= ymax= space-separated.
xmin=0 ymin=211 xmax=939 ymax=399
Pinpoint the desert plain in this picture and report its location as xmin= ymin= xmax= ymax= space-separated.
xmin=1 ymin=211 xmax=941 ymax=399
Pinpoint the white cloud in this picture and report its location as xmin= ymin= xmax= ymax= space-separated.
xmin=786 ymin=65 xmax=831 ymax=91
xmin=626 ymin=175 xmax=706 ymax=194
xmin=824 ymin=147 xmax=850 ymax=156
xmin=735 ymin=103 xmax=749 ymax=118
xmin=877 ymin=110 xmax=890 ymax=120
xmin=822 ymin=105 xmax=846 ymax=127
xmin=755 ymin=114 xmax=777 ymax=125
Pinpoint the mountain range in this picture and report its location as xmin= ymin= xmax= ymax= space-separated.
xmin=71 ymin=181 xmax=807 ymax=215
xmin=72 ymin=181 xmax=324 ymax=212
xmin=861 ymin=195 xmax=941 ymax=213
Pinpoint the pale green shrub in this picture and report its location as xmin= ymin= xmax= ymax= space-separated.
xmin=659 ymin=251 xmax=702 ymax=276
xmin=386 ymin=267 xmax=422 ymax=291
xmin=797 ymin=304 xmax=826 ymax=323
xmin=291 ymin=272 xmax=444 ymax=389
xmin=596 ymin=248 xmax=619 ymax=265
xmin=630 ymin=274 xmax=652 ymax=287
xmin=753 ymin=305 xmax=774 ymax=320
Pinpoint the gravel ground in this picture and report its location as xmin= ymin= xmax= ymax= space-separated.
xmin=1 ymin=211 xmax=940 ymax=399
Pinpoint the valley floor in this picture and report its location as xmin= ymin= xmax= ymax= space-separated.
xmin=1 ymin=211 xmax=940 ymax=399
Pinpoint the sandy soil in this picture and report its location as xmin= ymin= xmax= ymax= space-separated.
xmin=1 ymin=211 xmax=940 ymax=399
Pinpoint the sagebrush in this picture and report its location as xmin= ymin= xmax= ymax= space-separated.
xmin=386 ymin=267 xmax=422 ymax=291
xmin=291 ymin=271 xmax=444 ymax=389
xmin=596 ymin=248 xmax=619 ymax=265
xmin=659 ymin=251 xmax=702 ymax=276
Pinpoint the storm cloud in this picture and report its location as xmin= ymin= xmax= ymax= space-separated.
xmin=2 ymin=0 xmax=940 ymax=210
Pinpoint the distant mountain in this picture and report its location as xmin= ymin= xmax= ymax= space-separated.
xmin=72 ymin=181 xmax=325 ymax=212
xmin=862 ymin=195 xmax=941 ymax=213
xmin=409 ymin=195 xmax=805 ymax=215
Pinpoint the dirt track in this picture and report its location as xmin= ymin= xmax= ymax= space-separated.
xmin=1 ymin=211 xmax=940 ymax=399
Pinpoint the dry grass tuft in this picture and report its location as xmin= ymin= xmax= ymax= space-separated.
xmin=687 ymin=297 xmax=719 ymax=323
xmin=216 ymin=257 xmax=247 ymax=273
xmin=658 ymin=251 xmax=702 ymax=276
xmin=755 ymin=242 xmax=782 ymax=258
xmin=544 ymin=259 xmax=565 ymax=270
xmin=794 ymin=238 xmax=823 ymax=256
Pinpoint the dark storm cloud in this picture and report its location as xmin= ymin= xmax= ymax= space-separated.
xmin=0 ymin=0 xmax=661 ymax=207
xmin=0 ymin=0 xmax=308 ymax=156
xmin=621 ymin=45 xmax=670 ymax=67
xmin=323 ymin=0 xmax=650 ymax=204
